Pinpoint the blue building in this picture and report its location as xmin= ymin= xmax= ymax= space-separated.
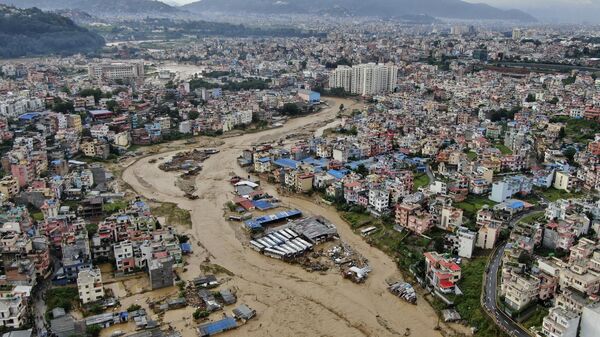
xmin=298 ymin=89 xmax=321 ymax=105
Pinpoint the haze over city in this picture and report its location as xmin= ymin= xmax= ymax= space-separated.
xmin=1 ymin=1 xmax=600 ymax=337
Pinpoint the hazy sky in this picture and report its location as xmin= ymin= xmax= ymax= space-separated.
xmin=165 ymin=0 xmax=600 ymax=23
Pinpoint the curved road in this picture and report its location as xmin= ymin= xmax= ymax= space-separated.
xmin=483 ymin=208 xmax=544 ymax=337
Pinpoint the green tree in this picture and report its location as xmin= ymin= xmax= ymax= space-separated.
xmin=127 ymin=304 xmax=142 ymax=312
xmin=280 ymin=103 xmax=302 ymax=116
xmin=79 ymin=88 xmax=103 ymax=104
xmin=355 ymin=163 xmax=368 ymax=177
xmin=525 ymin=93 xmax=536 ymax=103
xmin=105 ymin=100 xmax=118 ymax=112
xmin=86 ymin=325 xmax=102 ymax=337
xmin=188 ymin=111 xmax=199 ymax=120
xmin=563 ymin=147 xmax=577 ymax=165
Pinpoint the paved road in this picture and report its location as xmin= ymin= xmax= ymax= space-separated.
xmin=482 ymin=208 xmax=544 ymax=337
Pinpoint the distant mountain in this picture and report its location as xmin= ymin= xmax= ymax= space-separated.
xmin=0 ymin=5 xmax=104 ymax=58
xmin=182 ymin=0 xmax=535 ymax=22
xmin=0 ymin=0 xmax=183 ymax=18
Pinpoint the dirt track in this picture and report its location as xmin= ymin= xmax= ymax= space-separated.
xmin=121 ymin=98 xmax=444 ymax=337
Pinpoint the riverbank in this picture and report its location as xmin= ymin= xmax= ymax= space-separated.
xmin=120 ymin=97 xmax=444 ymax=337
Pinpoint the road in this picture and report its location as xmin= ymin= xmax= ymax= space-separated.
xmin=483 ymin=208 xmax=544 ymax=337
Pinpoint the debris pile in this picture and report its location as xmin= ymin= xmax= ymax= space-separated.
xmin=388 ymin=281 xmax=417 ymax=304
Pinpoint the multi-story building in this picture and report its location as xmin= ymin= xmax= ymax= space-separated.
xmin=489 ymin=175 xmax=532 ymax=202
xmin=502 ymin=271 xmax=541 ymax=311
xmin=113 ymin=241 xmax=135 ymax=273
xmin=149 ymin=256 xmax=174 ymax=290
xmin=77 ymin=268 xmax=105 ymax=304
xmin=0 ymin=176 xmax=19 ymax=201
xmin=476 ymin=208 xmax=503 ymax=249
xmin=88 ymin=62 xmax=144 ymax=80
xmin=423 ymin=251 xmax=462 ymax=294
xmin=542 ymin=307 xmax=580 ymax=337
xmin=0 ymin=294 xmax=26 ymax=329
xmin=329 ymin=63 xmax=398 ymax=96
xmin=368 ymin=189 xmax=389 ymax=213
xmin=581 ymin=302 xmax=600 ymax=337
xmin=455 ymin=227 xmax=477 ymax=259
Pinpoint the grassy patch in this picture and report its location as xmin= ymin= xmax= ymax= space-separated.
xmin=341 ymin=211 xmax=373 ymax=229
xmin=32 ymin=212 xmax=44 ymax=222
xmin=46 ymin=287 xmax=79 ymax=315
xmin=413 ymin=173 xmax=431 ymax=191
xmin=199 ymin=263 xmax=234 ymax=276
xmin=518 ymin=211 xmax=545 ymax=224
xmin=453 ymin=256 xmax=506 ymax=337
xmin=538 ymin=187 xmax=583 ymax=202
xmin=455 ymin=195 xmax=497 ymax=220
xmin=522 ymin=306 xmax=548 ymax=329
xmin=102 ymin=199 xmax=128 ymax=214
xmin=151 ymin=202 xmax=192 ymax=228
xmin=466 ymin=151 xmax=478 ymax=160
xmin=551 ymin=116 xmax=600 ymax=143
xmin=494 ymin=143 xmax=513 ymax=155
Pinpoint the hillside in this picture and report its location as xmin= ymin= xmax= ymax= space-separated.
xmin=183 ymin=0 xmax=535 ymax=22
xmin=0 ymin=5 xmax=105 ymax=58
xmin=0 ymin=0 xmax=183 ymax=18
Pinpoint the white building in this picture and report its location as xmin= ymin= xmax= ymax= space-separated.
xmin=329 ymin=63 xmax=398 ymax=96
xmin=368 ymin=189 xmax=389 ymax=213
xmin=456 ymin=227 xmax=476 ymax=259
xmin=77 ymin=268 xmax=105 ymax=304
xmin=0 ymin=296 xmax=26 ymax=329
xmin=542 ymin=307 xmax=580 ymax=337
xmin=88 ymin=62 xmax=144 ymax=80
xmin=90 ymin=124 xmax=110 ymax=139
xmin=113 ymin=241 xmax=134 ymax=273
xmin=581 ymin=302 xmax=600 ymax=337
xmin=489 ymin=175 xmax=532 ymax=203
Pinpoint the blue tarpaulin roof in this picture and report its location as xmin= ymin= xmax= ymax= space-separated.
xmin=180 ymin=243 xmax=192 ymax=253
xmin=18 ymin=112 xmax=41 ymax=120
xmin=327 ymin=169 xmax=347 ymax=180
xmin=252 ymin=200 xmax=275 ymax=211
xmin=244 ymin=209 xmax=302 ymax=231
xmin=273 ymin=158 xmax=299 ymax=169
xmin=198 ymin=317 xmax=237 ymax=336
xmin=302 ymin=157 xmax=328 ymax=167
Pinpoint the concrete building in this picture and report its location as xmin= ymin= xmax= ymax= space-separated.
xmin=502 ymin=271 xmax=540 ymax=311
xmin=455 ymin=227 xmax=476 ymax=259
xmin=581 ymin=302 xmax=600 ymax=337
xmin=77 ymin=268 xmax=104 ymax=304
xmin=329 ymin=63 xmax=398 ymax=96
xmin=0 ymin=176 xmax=19 ymax=201
xmin=423 ymin=251 xmax=462 ymax=294
xmin=297 ymin=89 xmax=320 ymax=105
xmin=113 ymin=241 xmax=135 ymax=273
xmin=542 ymin=307 xmax=580 ymax=337
xmin=0 ymin=295 xmax=25 ymax=329
xmin=149 ymin=256 xmax=174 ymax=290
xmin=490 ymin=175 xmax=532 ymax=203
xmin=88 ymin=62 xmax=144 ymax=80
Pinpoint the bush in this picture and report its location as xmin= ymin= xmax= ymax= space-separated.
xmin=127 ymin=304 xmax=142 ymax=312
xmin=86 ymin=324 xmax=102 ymax=337
xmin=46 ymin=287 xmax=79 ymax=313
xmin=193 ymin=309 xmax=210 ymax=320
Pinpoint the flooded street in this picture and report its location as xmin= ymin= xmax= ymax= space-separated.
xmin=121 ymin=97 xmax=442 ymax=337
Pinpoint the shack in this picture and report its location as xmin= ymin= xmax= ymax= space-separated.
xmin=197 ymin=317 xmax=237 ymax=337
